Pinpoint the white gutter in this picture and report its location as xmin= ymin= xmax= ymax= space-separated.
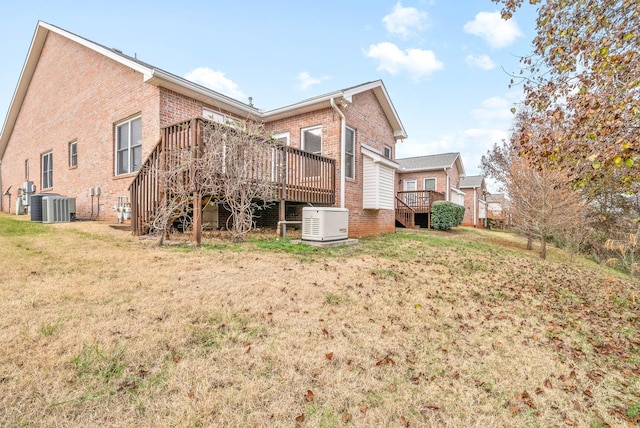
xmin=445 ymin=167 xmax=450 ymax=201
xmin=330 ymin=98 xmax=346 ymax=209
xmin=473 ymin=187 xmax=477 ymax=226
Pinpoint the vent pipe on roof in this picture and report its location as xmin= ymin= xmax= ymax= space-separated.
xmin=330 ymin=98 xmax=346 ymax=209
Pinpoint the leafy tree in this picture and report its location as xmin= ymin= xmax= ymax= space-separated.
xmin=493 ymin=0 xmax=640 ymax=189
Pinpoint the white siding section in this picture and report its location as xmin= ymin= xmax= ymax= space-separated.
xmin=362 ymin=153 xmax=395 ymax=210
xmin=363 ymin=156 xmax=377 ymax=208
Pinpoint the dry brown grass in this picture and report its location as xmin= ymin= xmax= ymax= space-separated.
xmin=0 ymin=214 xmax=638 ymax=427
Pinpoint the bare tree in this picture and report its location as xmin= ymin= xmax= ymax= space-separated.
xmin=481 ymin=109 xmax=587 ymax=259
xmin=150 ymin=118 xmax=280 ymax=246
xmin=201 ymin=120 xmax=279 ymax=243
xmin=509 ymin=160 xmax=586 ymax=259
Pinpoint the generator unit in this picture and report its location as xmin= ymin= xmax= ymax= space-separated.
xmin=301 ymin=207 xmax=349 ymax=242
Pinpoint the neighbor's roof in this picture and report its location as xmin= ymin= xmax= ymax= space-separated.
xmin=0 ymin=21 xmax=407 ymax=159
xmin=486 ymin=193 xmax=506 ymax=203
xmin=396 ymin=152 xmax=465 ymax=176
xmin=459 ymin=175 xmax=485 ymax=189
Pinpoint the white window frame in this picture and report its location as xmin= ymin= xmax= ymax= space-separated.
xmin=424 ymin=177 xmax=437 ymax=191
xmin=270 ymin=132 xmax=290 ymax=183
xmin=69 ymin=140 xmax=78 ymax=168
xmin=272 ymin=131 xmax=290 ymax=146
xmin=345 ymin=126 xmax=355 ymax=179
xmin=25 ymin=159 xmax=29 ymax=180
xmin=383 ymin=145 xmax=392 ymax=159
xmin=301 ymin=126 xmax=322 ymax=155
xmin=403 ymin=179 xmax=417 ymax=205
xmin=42 ymin=152 xmax=53 ymax=190
xmin=115 ymin=116 xmax=142 ymax=176
xmin=203 ymin=108 xmax=243 ymax=129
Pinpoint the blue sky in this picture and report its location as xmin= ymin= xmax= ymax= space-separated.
xmin=0 ymin=1 xmax=538 ymax=184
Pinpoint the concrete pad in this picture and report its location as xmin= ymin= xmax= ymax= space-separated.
xmin=293 ymin=238 xmax=359 ymax=248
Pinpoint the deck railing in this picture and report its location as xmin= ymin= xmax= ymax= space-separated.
xmin=129 ymin=118 xmax=335 ymax=235
xmin=396 ymin=190 xmax=445 ymax=213
xmin=395 ymin=196 xmax=415 ymax=228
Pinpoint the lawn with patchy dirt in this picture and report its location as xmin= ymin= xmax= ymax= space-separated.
xmin=0 ymin=214 xmax=638 ymax=427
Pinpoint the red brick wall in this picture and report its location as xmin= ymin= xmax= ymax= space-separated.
xmin=397 ymin=170 xmax=448 ymax=195
xmin=265 ymin=90 xmax=398 ymax=237
xmin=1 ymin=32 xmax=161 ymax=220
xmin=343 ymin=91 xmax=396 ymax=236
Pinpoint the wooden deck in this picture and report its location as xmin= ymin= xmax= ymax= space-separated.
xmin=129 ymin=118 xmax=335 ymax=235
xmin=395 ymin=190 xmax=445 ymax=229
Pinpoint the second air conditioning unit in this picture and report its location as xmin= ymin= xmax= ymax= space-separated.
xmin=301 ymin=207 xmax=349 ymax=242
xmin=42 ymin=196 xmax=76 ymax=224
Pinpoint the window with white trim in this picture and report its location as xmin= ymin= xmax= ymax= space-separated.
xmin=345 ymin=127 xmax=355 ymax=179
xmin=25 ymin=159 xmax=29 ymax=180
xmin=424 ymin=177 xmax=437 ymax=191
xmin=272 ymin=132 xmax=290 ymax=146
xmin=42 ymin=152 xmax=53 ymax=190
xmin=203 ymin=108 xmax=243 ymax=128
xmin=116 ymin=116 xmax=142 ymax=175
xmin=69 ymin=140 xmax=78 ymax=167
xmin=383 ymin=145 xmax=392 ymax=159
xmin=302 ymin=126 xmax=322 ymax=154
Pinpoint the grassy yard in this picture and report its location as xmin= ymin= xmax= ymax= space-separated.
xmin=0 ymin=214 xmax=638 ymax=427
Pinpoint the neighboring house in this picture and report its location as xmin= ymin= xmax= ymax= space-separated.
xmin=459 ymin=175 xmax=487 ymax=228
xmin=486 ymin=193 xmax=510 ymax=228
xmin=394 ymin=152 xmax=465 ymax=228
xmin=0 ymin=21 xmax=407 ymax=237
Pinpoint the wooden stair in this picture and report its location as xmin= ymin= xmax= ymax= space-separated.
xmin=395 ymin=196 xmax=416 ymax=229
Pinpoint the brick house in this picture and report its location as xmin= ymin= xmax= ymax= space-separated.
xmin=393 ymin=153 xmax=466 ymax=228
xmin=0 ymin=21 xmax=406 ymax=237
xmin=459 ymin=175 xmax=487 ymax=228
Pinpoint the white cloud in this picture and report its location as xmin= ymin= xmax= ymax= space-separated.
xmin=296 ymin=71 xmax=329 ymax=91
xmin=463 ymin=11 xmax=523 ymax=49
xmin=382 ymin=2 xmax=428 ymax=39
xmin=184 ymin=67 xmax=245 ymax=100
xmin=471 ymin=96 xmax=516 ymax=125
xmin=365 ymin=42 xmax=443 ymax=80
xmin=465 ymin=54 xmax=497 ymax=70
xmin=397 ymin=93 xmax=522 ymax=177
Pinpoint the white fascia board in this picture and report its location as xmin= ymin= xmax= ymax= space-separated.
xmin=354 ymin=81 xmax=407 ymax=140
xmin=261 ymin=91 xmax=344 ymax=122
xmin=361 ymin=144 xmax=399 ymax=169
xmin=144 ymin=69 xmax=258 ymax=119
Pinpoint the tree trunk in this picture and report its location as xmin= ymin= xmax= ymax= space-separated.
xmin=540 ymin=235 xmax=547 ymax=259
xmin=527 ymin=235 xmax=533 ymax=250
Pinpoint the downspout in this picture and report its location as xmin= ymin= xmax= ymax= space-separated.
xmin=470 ymin=188 xmax=477 ymax=227
xmin=330 ymin=98 xmax=346 ymax=209
xmin=445 ymin=167 xmax=450 ymax=201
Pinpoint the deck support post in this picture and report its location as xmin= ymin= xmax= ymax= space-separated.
xmin=193 ymin=191 xmax=202 ymax=245
xmin=278 ymin=200 xmax=286 ymax=237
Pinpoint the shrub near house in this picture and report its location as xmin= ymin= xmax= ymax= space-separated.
xmin=431 ymin=200 xmax=465 ymax=230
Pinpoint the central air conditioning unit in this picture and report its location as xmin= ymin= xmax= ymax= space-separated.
xmin=302 ymin=207 xmax=349 ymax=242
xmin=42 ymin=196 xmax=76 ymax=224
